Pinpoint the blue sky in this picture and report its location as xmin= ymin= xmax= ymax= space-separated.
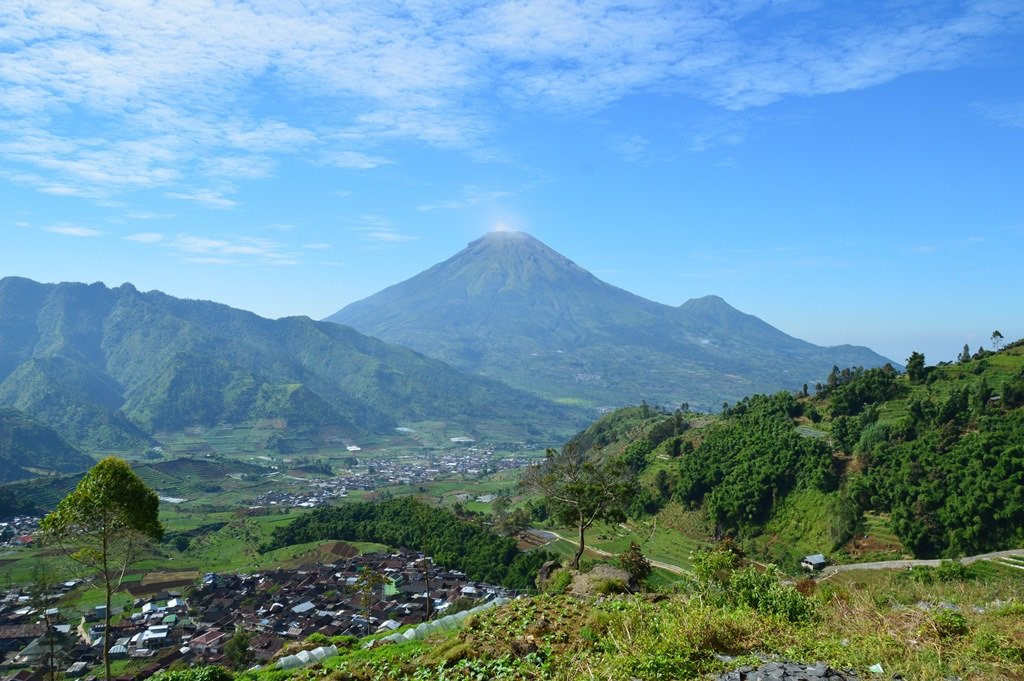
xmin=2 ymin=0 xmax=1023 ymax=364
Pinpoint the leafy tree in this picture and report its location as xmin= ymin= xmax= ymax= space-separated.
xmin=224 ymin=626 xmax=253 ymax=670
xmin=992 ymin=330 xmax=1004 ymax=350
xmin=906 ymin=351 xmax=926 ymax=382
xmin=618 ymin=541 xmax=652 ymax=586
xmin=959 ymin=344 xmax=972 ymax=364
xmin=40 ymin=457 xmax=164 ymax=681
xmin=520 ymin=445 xmax=637 ymax=569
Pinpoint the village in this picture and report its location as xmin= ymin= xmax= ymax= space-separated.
xmin=0 ymin=547 xmax=513 ymax=680
xmin=0 ymin=519 xmax=40 ymax=551
xmin=248 ymin=449 xmax=534 ymax=509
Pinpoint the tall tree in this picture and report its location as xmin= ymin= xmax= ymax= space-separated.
xmin=906 ymin=351 xmax=926 ymax=382
xmin=354 ymin=569 xmax=388 ymax=635
xmin=40 ymin=457 xmax=163 ymax=681
xmin=223 ymin=626 xmax=253 ymax=670
xmin=520 ymin=445 xmax=637 ymax=569
xmin=959 ymin=344 xmax=972 ymax=364
xmin=991 ymin=330 xmax=1004 ymax=350
xmin=27 ymin=565 xmax=62 ymax=681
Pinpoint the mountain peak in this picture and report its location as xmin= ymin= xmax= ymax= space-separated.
xmin=679 ymin=294 xmax=736 ymax=313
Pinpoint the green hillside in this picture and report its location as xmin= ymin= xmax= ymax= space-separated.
xmin=569 ymin=342 xmax=1024 ymax=565
xmin=0 ymin=277 xmax=583 ymax=452
xmin=0 ymin=408 xmax=94 ymax=481
xmin=328 ymin=231 xmax=894 ymax=411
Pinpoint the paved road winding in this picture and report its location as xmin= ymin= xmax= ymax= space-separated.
xmin=817 ymin=548 xmax=1024 ymax=579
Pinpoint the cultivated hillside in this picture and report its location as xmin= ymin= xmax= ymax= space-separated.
xmin=0 ymin=277 xmax=581 ymax=451
xmin=327 ymin=231 xmax=893 ymax=411
xmin=570 ymin=342 xmax=1024 ymax=565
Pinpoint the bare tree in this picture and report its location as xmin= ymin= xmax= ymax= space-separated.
xmin=27 ymin=565 xmax=62 ymax=681
xmin=992 ymin=330 xmax=1004 ymax=351
xmin=354 ymin=569 xmax=388 ymax=636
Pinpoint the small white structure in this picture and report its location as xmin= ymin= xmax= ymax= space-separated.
xmin=800 ymin=554 xmax=827 ymax=571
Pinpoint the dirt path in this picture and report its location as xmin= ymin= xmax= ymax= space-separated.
xmin=527 ymin=528 xmax=690 ymax=576
xmin=818 ymin=547 xmax=1024 ymax=579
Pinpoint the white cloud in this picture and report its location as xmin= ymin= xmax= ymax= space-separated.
xmin=164 ymin=190 xmax=237 ymax=209
xmin=46 ymin=224 xmax=101 ymax=237
xmin=0 ymin=0 xmax=1020 ymax=200
xmin=347 ymin=215 xmax=417 ymax=243
xmin=303 ymin=243 xmax=331 ymax=250
xmin=125 ymin=232 xmax=164 ymax=243
xmin=168 ymin=234 xmax=300 ymax=265
xmin=126 ymin=211 xmax=172 ymax=220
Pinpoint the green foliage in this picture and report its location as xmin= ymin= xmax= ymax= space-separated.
xmin=726 ymin=565 xmax=814 ymax=622
xmin=593 ymin=578 xmax=628 ymax=595
xmin=263 ymin=496 xmax=550 ymax=590
xmin=543 ymin=569 xmax=572 ymax=595
xmin=520 ymin=445 xmax=638 ymax=568
xmin=224 ymin=628 xmax=253 ymax=670
xmin=906 ymin=351 xmax=927 ymax=382
xmin=675 ymin=392 xmax=836 ymax=531
xmin=0 ymin=409 xmax=93 ymax=480
xmin=0 ymin=277 xmax=579 ymax=449
xmin=40 ymin=457 xmax=163 ymax=680
xmin=618 ymin=541 xmax=653 ymax=585
xmin=692 ymin=549 xmax=813 ymax=623
xmin=932 ymin=610 xmax=969 ymax=638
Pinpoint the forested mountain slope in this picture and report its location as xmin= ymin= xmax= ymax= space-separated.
xmin=0 ymin=409 xmax=93 ymax=481
xmin=0 ymin=277 xmax=580 ymax=451
xmin=575 ymin=342 xmax=1024 ymax=563
xmin=328 ymin=231 xmax=893 ymax=411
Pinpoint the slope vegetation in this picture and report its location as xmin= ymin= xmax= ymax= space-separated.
xmin=0 ymin=277 xmax=580 ymax=451
xmin=0 ymin=409 xmax=93 ymax=481
xmin=572 ymin=342 xmax=1024 ymax=564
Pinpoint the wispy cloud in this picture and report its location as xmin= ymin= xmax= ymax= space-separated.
xmin=972 ymin=100 xmax=1024 ymax=128
xmin=418 ymin=186 xmax=513 ymax=212
xmin=168 ymin=234 xmax=300 ymax=265
xmin=126 ymin=211 xmax=173 ymax=220
xmin=164 ymin=190 xmax=237 ymax=209
xmin=125 ymin=232 xmax=165 ymax=243
xmin=0 ymin=0 xmax=1021 ymax=202
xmin=347 ymin=215 xmax=418 ymax=243
xmin=46 ymin=224 xmax=101 ymax=237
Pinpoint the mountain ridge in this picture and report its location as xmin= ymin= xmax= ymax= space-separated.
xmin=0 ymin=276 xmax=581 ymax=452
xmin=327 ymin=231 xmax=895 ymax=411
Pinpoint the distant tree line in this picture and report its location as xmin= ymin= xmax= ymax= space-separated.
xmin=262 ymin=497 xmax=552 ymax=590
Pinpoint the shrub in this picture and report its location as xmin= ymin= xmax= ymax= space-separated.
xmin=727 ymin=566 xmax=814 ymax=623
xmin=330 ymin=634 xmax=358 ymax=649
xmin=545 ymin=569 xmax=572 ymax=595
xmin=618 ymin=542 xmax=653 ymax=585
xmin=594 ymin=578 xmax=628 ymax=595
xmin=931 ymin=609 xmax=969 ymax=638
xmin=935 ymin=559 xmax=969 ymax=582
